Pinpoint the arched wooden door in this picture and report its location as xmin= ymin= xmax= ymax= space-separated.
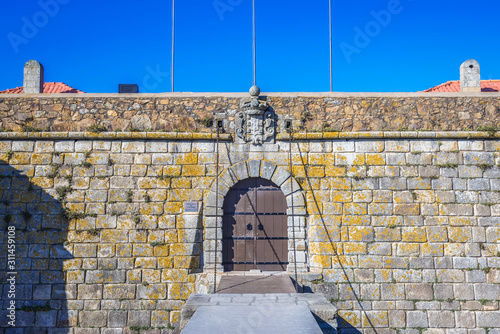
xmin=223 ymin=178 xmax=288 ymax=271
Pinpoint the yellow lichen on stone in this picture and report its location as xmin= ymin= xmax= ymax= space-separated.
xmin=174 ymin=256 xmax=200 ymax=269
xmin=31 ymin=177 xmax=54 ymax=188
xmin=448 ymin=227 xmax=472 ymax=242
xmin=366 ymin=153 xmax=385 ymax=165
xmin=162 ymin=269 xmax=189 ymax=283
xmin=309 ymin=242 xmax=337 ymax=255
xmin=348 ymin=226 xmax=373 ymax=241
xmin=401 ymin=227 xmax=427 ymax=242
xmin=158 ymin=257 xmax=174 ymax=268
xmin=397 ymin=243 xmax=419 ymax=256
xmin=310 ymin=255 xmax=332 ymax=268
xmin=182 ymin=165 xmax=205 ymax=176
xmin=338 ymin=311 xmax=360 ymax=327
xmin=176 ymin=153 xmax=198 ymax=165
xmin=331 ymin=191 xmax=352 ymax=203
xmin=421 ymin=243 xmax=444 ymax=256
xmin=306 ymin=166 xmax=325 ymax=178
xmin=426 ymin=227 xmax=448 ymax=242
xmin=292 ymin=165 xmax=306 ymax=178
xmin=163 ymin=165 xmax=182 ymax=176
xmin=325 ymin=165 xmax=345 ymax=176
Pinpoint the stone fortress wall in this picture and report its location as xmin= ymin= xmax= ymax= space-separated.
xmin=0 ymin=93 xmax=500 ymax=333
xmin=0 ymin=93 xmax=499 ymax=133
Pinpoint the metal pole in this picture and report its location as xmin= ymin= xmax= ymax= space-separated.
xmin=329 ymin=0 xmax=332 ymax=92
xmin=253 ymin=0 xmax=256 ymax=86
xmin=171 ymin=0 xmax=175 ymax=92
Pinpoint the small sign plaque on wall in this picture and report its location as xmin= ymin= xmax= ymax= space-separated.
xmin=184 ymin=202 xmax=199 ymax=213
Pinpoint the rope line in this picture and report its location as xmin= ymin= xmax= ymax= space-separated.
xmin=289 ymin=127 xmax=299 ymax=292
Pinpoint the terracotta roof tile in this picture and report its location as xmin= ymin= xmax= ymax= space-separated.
xmin=0 ymin=82 xmax=84 ymax=94
xmin=424 ymin=80 xmax=500 ymax=92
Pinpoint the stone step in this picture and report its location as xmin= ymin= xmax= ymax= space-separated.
xmin=181 ymin=304 xmax=324 ymax=334
xmin=180 ymin=293 xmax=338 ymax=332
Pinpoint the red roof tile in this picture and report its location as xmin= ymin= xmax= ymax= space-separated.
xmin=0 ymin=82 xmax=84 ymax=94
xmin=424 ymin=80 xmax=500 ymax=92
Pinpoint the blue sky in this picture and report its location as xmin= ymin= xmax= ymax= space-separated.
xmin=0 ymin=0 xmax=499 ymax=93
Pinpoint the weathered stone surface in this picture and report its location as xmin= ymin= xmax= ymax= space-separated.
xmin=1 ymin=123 xmax=500 ymax=333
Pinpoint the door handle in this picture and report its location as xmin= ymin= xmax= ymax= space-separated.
xmin=246 ymin=224 xmax=253 ymax=230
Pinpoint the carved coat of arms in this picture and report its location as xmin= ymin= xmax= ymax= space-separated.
xmin=235 ymin=86 xmax=275 ymax=145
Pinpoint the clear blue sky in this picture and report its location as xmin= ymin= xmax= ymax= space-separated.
xmin=1 ymin=0 xmax=499 ymax=93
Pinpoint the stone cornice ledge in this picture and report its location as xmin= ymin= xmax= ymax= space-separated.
xmin=278 ymin=131 xmax=500 ymax=140
xmin=0 ymin=131 xmax=499 ymax=140
xmin=0 ymin=132 xmax=233 ymax=140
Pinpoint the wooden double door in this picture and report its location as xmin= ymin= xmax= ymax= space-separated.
xmin=223 ymin=178 xmax=288 ymax=271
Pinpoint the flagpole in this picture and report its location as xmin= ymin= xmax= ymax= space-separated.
xmin=329 ymin=0 xmax=332 ymax=92
xmin=253 ymin=0 xmax=256 ymax=86
xmin=171 ymin=0 xmax=175 ymax=92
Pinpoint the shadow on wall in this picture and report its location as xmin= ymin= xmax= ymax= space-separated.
xmin=0 ymin=162 xmax=73 ymax=330
xmin=337 ymin=317 xmax=363 ymax=334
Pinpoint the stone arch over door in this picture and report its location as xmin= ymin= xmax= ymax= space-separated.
xmin=203 ymin=159 xmax=307 ymax=272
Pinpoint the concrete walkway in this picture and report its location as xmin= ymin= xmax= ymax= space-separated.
xmin=181 ymin=304 xmax=323 ymax=334
xmin=180 ymin=293 xmax=338 ymax=333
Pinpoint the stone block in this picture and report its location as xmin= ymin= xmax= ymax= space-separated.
xmin=458 ymin=165 xmax=482 ymax=178
xmin=379 ymin=177 xmax=406 ymax=190
xmin=388 ymin=310 xmax=406 ymax=328
xmin=361 ymin=310 xmax=388 ymax=327
xmin=102 ymin=329 xmax=123 ymax=334
xmin=406 ymin=311 xmax=428 ymax=328
xmin=405 ymin=283 xmax=433 ymax=300
xmin=271 ymin=167 xmax=290 ymax=186
xmin=468 ymin=179 xmax=490 ymax=191
xmin=93 ymin=140 xmax=112 ymax=150
xmin=463 ymin=152 xmax=495 ymax=165
xmin=122 ymin=141 xmax=145 ymax=153
xmin=78 ymin=284 xmax=102 ymax=299
xmin=332 ymin=140 xmax=354 ymax=152
xmin=152 ymin=310 xmax=170 ymax=327
xmin=16 ymin=311 xmax=35 ymax=326
xmin=433 ymin=284 xmax=453 ymax=300
xmin=169 ymin=141 xmax=191 ymax=153
xmin=428 ymin=310 xmax=454 ymax=328
xmin=79 ymin=311 xmax=107 ymax=327
xmin=476 ymin=312 xmax=500 ymax=327
xmin=386 ymin=153 xmax=406 ymax=165
xmin=35 ymin=310 xmax=58 ymax=327
xmin=474 ymin=284 xmax=500 ymax=300
xmin=55 ymin=140 xmax=75 ymax=152
xmin=436 ymin=270 xmax=464 ymax=283
xmin=75 ymin=140 xmax=93 ymax=152
xmin=128 ymin=310 xmax=151 ymax=327
xmin=381 ymin=284 xmax=405 ymax=300
xmin=360 ymin=284 xmax=380 ymax=300
xmin=486 ymin=227 xmax=500 ymax=242
xmin=103 ymin=284 xmax=136 ymax=299
xmin=410 ymin=140 xmax=439 ymax=152
xmin=247 ymin=159 xmax=260 ymax=178
xmin=108 ymin=310 xmax=128 ymax=327
xmin=455 ymin=311 xmax=476 ymax=328
xmin=339 ymin=284 xmax=360 ymax=300
xmin=368 ymin=203 xmax=393 ymax=215
xmin=440 ymin=204 xmax=473 ymax=216
xmin=137 ymin=283 xmax=167 ymax=299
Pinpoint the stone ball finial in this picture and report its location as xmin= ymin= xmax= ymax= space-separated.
xmin=249 ymin=86 xmax=260 ymax=97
